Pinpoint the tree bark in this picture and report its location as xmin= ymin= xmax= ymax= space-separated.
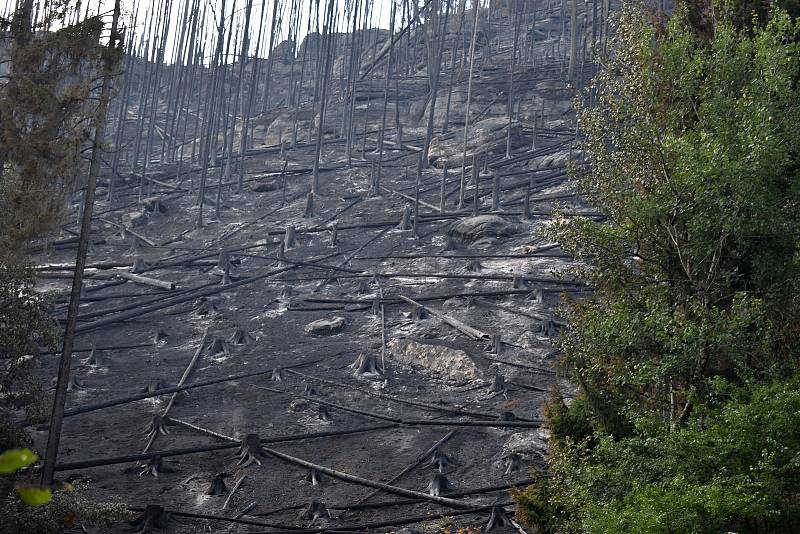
xmin=40 ymin=0 xmax=122 ymax=487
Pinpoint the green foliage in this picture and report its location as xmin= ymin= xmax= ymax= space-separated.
xmin=543 ymin=389 xmax=594 ymax=447
xmin=13 ymin=485 xmax=52 ymax=507
xmin=0 ymin=265 xmax=56 ymax=423
xmin=550 ymin=0 xmax=800 ymax=429
xmin=518 ymin=2 xmax=800 ymax=533
xmin=0 ymin=480 xmax=134 ymax=534
xmin=518 ymin=375 xmax=800 ymax=533
xmin=0 ymin=12 xmax=105 ymax=261
xmin=0 ymin=449 xmax=38 ymax=474
xmin=0 ymin=448 xmax=52 ymax=511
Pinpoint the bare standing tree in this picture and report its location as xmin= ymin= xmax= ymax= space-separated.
xmin=422 ymin=0 xmax=450 ymax=168
xmin=458 ymin=0 xmax=481 ymax=209
xmin=311 ymin=0 xmax=338 ymax=196
xmin=568 ymin=0 xmax=578 ymax=81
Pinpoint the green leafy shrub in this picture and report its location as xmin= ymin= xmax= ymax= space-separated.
xmin=0 ymin=265 xmax=56 ymax=428
xmin=518 ymin=375 xmax=800 ymax=533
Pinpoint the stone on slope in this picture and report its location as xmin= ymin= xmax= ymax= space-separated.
xmin=304 ymin=316 xmax=346 ymax=335
xmin=386 ymin=338 xmax=480 ymax=382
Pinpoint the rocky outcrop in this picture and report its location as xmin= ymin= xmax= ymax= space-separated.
xmin=386 ymin=338 xmax=480 ymax=382
xmin=450 ymin=215 xmax=518 ymax=248
xmin=427 ymin=117 xmax=526 ymax=167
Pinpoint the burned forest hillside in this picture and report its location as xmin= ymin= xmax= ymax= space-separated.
xmin=6 ymin=0 xmax=608 ymax=531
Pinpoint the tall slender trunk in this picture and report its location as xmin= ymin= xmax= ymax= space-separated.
xmin=215 ymin=0 xmax=238 ymax=218
xmin=260 ymin=0 xmax=281 ymax=115
xmin=506 ymin=0 xmax=522 ymax=158
xmin=229 ymin=0 xmax=254 ymax=192
xmin=422 ymin=0 xmax=450 ymax=167
xmin=107 ymin=5 xmax=139 ymax=201
xmin=141 ymin=0 xmax=173 ymax=198
xmin=311 ymin=0 xmax=337 ymax=195
xmin=458 ymin=0 xmax=481 ymax=209
xmin=442 ymin=0 xmax=465 ymax=135
xmin=197 ymin=0 xmax=227 ymax=228
xmin=239 ymin=0 xmax=269 ymax=186
xmin=374 ymin=2 xmax=397 ymax=197
xmin=41 ymin=0 xmax=121 ymax=487
xmin=568 ymin=0 xmax=578 ymax=81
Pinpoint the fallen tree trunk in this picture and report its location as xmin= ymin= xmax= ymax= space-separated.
xmin=115 ymin=271 xmax=176 ymax=290
xmin=398 ymin=295 xmax=489 ymax=340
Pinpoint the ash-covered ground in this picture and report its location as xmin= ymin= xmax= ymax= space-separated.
xmin=30 ymin=3 xmax=599 ymax=531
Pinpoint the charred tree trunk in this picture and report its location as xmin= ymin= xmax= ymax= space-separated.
xmin=458 ymin=0 xmax=481 ymax=209
xmin=41 ymin=0 xmax=121 ymax=486
xmin=311 ymin=0 xmax=337 ymax=196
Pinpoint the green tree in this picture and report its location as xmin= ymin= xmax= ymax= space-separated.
xmin=516 ymin=2 xmax=800 ymax=532
xmin=0 ymin=8 xmax=105 ymax=261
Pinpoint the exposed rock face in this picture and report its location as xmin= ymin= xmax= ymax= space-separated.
xmin=528 ymin=148 xmax=575 ymax=171
xmin=427 ymin=117 xmax=525 ymax=167
xmin=503 ymin=428 xmax=551 ymax=456
xmin=450 ymin=215 xmax=518 ymax=248
xmin=304 ymin=316 xmax=346 ymax=335
xmin=142 ymin=196 xmax=167 ymax=214
xmin=386 ymin=338 xmax=480 ymax=382
xmin=124 ymin=210 xmax=149 ymax=228
xmin=250 ymin=177 xmax=281 ymax=192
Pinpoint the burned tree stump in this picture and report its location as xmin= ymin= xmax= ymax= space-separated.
xmin=153 ymin=329 xmax=169 ymax=346
xmin=427 ymin=448 xmax=455 ymax=473
xmin=539 ymin=316 xmax=558 ymax=337
xmin=299 ymin=500 xmax=330 ymax=522
xmin=53 ymin=375 xmax=85 ymax=392
xmin=303 ymin=192 xmax=315 ymax=218
xmin=489 ymin=333 xmax=502 ymax=354
xmin=141 ymin=379 xmax=169 ymax=394
xmin=277 ymin=241 xmax=286 ymax=263
xmin=206 ymin=472 xmax=228 ymax=495
xmin=466 ymin=259 xmax=483 ymax=272
xmin=284 ymin=226 xmax=297 ymax=249
xmin=356 ymin=280 xmax=371 ymax=295
xmin=443 ymin=234 xmax=460 ymax=252
xmin=144 ymin=414 xmax=170 ymax=440
xmin=426 ymin=472 xmax=455 ymax=496
xmin=411 ymin=305 xmax=428 ymax=323
xmin=272 ymin=366 xmax=285 ymax=383
xmin=234 ymin=434 xmax=268 ymax=467
xmin=503 ymin=452 xmax=523 ymax=475
xmin=279 ymin=284 xmax=294 ymax=300
xmin=350 ymin=352 xmax=382 ymax=377
xmin=329 ymin=222 xmax=338 ymax=246
xmin=131 ymin=257 xmax=149 ymax=274
xmin=206 ymin=337 xmax=229 ymax=358
xmin=130 ymin=504 xmax=170 ymax=533
xmin=139 ymin=455 xmax=177 ymax=478
xmin=397 ymin=205 xmax=412 ymax=231
xmin=317 ymin=406 xmax=333 ymax=422
xmin=485 ymin=506 xmax=512 ymax=531
xmin=527 ymin=284 xmax=545 ymax=304
xmin=488 ymin=374 xmax=508 ymax=398
xmin=82 ymin=347 xmax=101 ymax=366
xmin=227 ymin=326 xmax=253 ymax=345
xmin=305 ymin=467 xmax=326 ymax=486
xmin=195 ymin=297 xmax=220 ymax=317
